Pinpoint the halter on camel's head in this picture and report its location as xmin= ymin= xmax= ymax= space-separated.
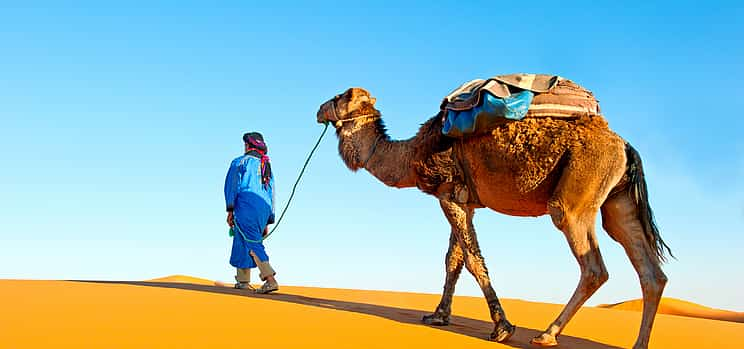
xmin=317 ymin=87 xmax=380 ymax=128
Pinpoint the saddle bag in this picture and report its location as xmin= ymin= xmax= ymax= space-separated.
xmin=441 ymin=74 xmax=601 ymax=137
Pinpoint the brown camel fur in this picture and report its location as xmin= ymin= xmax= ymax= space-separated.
xmin=316 ymin=84 xmax=672 ymax=349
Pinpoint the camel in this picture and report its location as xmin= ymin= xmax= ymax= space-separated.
xmin=315 ymin=80 xmax=672 ymax=349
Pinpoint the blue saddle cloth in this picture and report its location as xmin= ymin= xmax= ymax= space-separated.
xmin=442 ymin=90 xmax=534 ymax=137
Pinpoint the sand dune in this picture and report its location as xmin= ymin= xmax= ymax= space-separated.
xmin=1 ymin=276 xmax=742 ymax=349
xmin=146 ymin=274 xmax=215 ymax=285
xmin=598 ymin=297 xmax=744 ymax=323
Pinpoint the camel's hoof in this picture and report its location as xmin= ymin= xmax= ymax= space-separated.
xmin=490 ymin=320 xmax=516 ymax=343
xmin=530 ymin=333 xmax=559 ymax=347
xmin=422 ymin=313 xmax=450 ymax=326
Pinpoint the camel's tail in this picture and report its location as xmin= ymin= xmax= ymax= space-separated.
xmin=625 ymin=143 xmax=674 ymax=262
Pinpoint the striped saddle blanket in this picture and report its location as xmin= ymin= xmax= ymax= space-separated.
xmin=441 ymin=73 xmax=601 ymax=137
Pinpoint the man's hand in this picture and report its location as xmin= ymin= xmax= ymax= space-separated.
xmin=263 ymin=226 xmax=269 ymax=237
xmin=227 ymin=211 xmax=234 ymax=227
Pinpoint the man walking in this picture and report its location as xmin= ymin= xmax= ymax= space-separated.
xmin=224 ymin=132 xmax=279 ymax=294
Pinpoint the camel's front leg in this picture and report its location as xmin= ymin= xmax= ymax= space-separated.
xmin=439 ymin=200 xmax=516 ymax=342
xmin=422 ymin=232 xmax=464 ymax=326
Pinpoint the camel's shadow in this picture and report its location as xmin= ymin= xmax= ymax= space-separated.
xmin=73 ymin=281 xmax=622 ymax=349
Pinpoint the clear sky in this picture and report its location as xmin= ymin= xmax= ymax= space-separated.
xmin=1 ymin=1 xmax=743 ymax=311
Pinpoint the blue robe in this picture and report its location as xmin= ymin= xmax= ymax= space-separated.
xmin=224 ymin=154 xmax=275 ymax=269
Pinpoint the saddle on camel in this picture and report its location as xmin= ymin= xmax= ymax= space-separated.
xmin=441 ymin=73 xmax=601 ymax=137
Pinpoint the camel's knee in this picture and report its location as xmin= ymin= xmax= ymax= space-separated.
xmin=638 ymin=259 xmax=667 ymax=294
xmin=583 ymin=266 xmax=609 ymax=290
xmin=596 ymin=269 xmax=610 ymax=287
xmin=652 ymin=271 xmax=668 ymax=292
xmin=657 ymin=271 xmax=668 ymax=286
xmin=465 ymin=257 xmax=490 ymax=277
xmin=640 ymin=272 xmax=667 ymax=296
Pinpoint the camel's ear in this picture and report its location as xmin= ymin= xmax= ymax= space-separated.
xmin=345 ymin=88 xmax=375 ymax=111
xmin=354 ymin=89 xmax=375 ymax=105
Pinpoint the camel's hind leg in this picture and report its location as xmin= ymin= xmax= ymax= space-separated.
xmin=532 ymin=205 xmax=609 ymax=347
xmin=423 ymin=232 xmax=465 ymax=326
xmin=532 ymin=146 xmax=624 ymax=346
xmin=602 ymin=192 xmax=667 ymax=349
xmin=438 ymin=199 xmax=515 ymax=342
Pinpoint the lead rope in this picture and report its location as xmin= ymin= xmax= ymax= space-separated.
xmin=233 ymin=122 xmax=331 ymax=243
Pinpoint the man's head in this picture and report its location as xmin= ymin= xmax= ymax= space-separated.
xmin=243 ymin=132 xmax=267 ymax=153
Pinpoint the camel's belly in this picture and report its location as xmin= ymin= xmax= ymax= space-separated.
xmin=468 ymin=159 xmax=557 ymax=217
xmin=457 ymin=118 xmax=579 ymax=217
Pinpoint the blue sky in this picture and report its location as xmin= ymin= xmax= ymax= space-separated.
xmin=1 ymin=1 xmax=743 ymax=311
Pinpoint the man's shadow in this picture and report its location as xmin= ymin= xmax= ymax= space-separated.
xmin=73 ymin=280 xmax=623 ymax=349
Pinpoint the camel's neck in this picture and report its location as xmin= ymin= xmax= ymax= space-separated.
xmin=336 ymin=117 xmax=423 ymax=188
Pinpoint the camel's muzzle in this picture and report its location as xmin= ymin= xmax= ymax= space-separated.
xmin=317 ymin=97 xmax=339 ymax=124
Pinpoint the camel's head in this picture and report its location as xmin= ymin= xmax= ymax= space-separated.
xmin=317 ymin=87 xmax=378 ymax=126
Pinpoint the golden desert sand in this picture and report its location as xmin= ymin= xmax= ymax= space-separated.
xmin=598 ymin=297 xmax=744 ymax=324
xmin=1 ymin=275 xmax=742 ymax=349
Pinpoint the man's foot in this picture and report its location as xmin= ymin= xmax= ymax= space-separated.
xmin=234 ymin=282 xmax=255 ymax=291
xmin=255 ymin=280 xmax=279 ymax=294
